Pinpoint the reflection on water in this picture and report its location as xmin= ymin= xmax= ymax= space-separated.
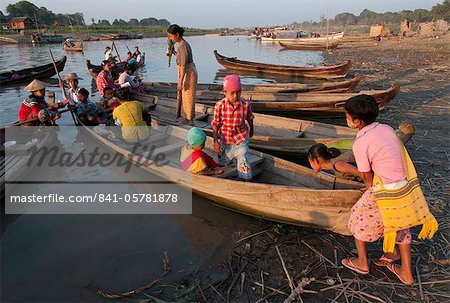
xmin=0 ymin=36 xmax=322 ymax=301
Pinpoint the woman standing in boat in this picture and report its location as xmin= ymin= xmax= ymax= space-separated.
xmin=167 ymin=24 xmax=198 ymax=125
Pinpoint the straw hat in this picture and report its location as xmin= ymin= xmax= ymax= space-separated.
xmin=64 ymin=73 xmax=83 ymax=81
xmin=24 ymin=79 xmax=50 ymax=92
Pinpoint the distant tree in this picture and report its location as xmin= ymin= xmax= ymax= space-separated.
xmin=128 ymin=18 xmax=139 ymax=27
xmin=358 ymin=9 xmax=379 ymax=24
xmin=413 ymin=9 xmax=433 ymax=22
xmin=112 ymin=19 xmax=127 ymax=26
xmin=432 ymin=0 xmax=450 ymax=21
xmin=400 ymin=10 xmax=414 ymax=21
xmin=139 ymin=17 xmax=158 ymax=26
xmin=156 ymin=19 xmax=170 ymax=27
xmin=6 ymin=1 xmax=85 ymax=25
xmin=333 ymin=13 xmax=357 ymax=26
xmin=98 ymin=19 xmax=110 ymax=26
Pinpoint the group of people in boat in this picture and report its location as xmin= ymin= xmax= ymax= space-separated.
xmin=15 ymin=23 xmax=436 ymax=287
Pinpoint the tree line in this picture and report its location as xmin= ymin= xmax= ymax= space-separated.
xmin=4 ymin=0 xmax=170 ymax=27
xmin=293 ymin=0 xmax=449 ymax=28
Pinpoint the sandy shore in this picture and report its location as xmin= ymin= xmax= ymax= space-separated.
xmin=200 ymin=34 xmax=450 ymax=303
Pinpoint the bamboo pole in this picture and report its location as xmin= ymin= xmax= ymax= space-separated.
xmin=48 ymin=49 xmax=78 ymax=125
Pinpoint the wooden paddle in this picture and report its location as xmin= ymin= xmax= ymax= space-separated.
xmin=49 ymin=49 xmax=78 ymax=125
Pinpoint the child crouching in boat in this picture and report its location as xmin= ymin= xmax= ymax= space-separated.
xmin=341 ymin=95 xmax=437 ymax=285
xmin=76 ymin=88 xmax=103 ymax=126
xmin=307 ymin=143 xmax=362 ymax=182
xmin=180 ymin=127 xmax=224 ymax=175
xmin=211 ymin=75 xmax=254 ymax=180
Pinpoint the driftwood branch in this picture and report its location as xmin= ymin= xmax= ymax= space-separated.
xmin=95 ymin=252 xmax=171 ymax=299
xmin=283 ymin=278 xmax=316 ymax=303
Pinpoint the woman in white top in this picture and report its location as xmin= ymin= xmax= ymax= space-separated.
xmin=118 ymin=64 xmax=144 ymax=93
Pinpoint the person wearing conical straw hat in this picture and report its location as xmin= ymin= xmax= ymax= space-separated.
xmin=18 ymin=79 xmax=69 ymax=126
xmin=64 ymin=73 xmax=83 ymax=104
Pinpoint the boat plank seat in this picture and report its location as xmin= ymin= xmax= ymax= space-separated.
xmin=152 ymin=141 xmax=185 ymax=156
xmin=217 ymin=154 xmax=265 ymax=178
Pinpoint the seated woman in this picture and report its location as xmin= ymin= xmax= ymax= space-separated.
xmin=111 ymin=88 xmax=151 ymax=143
xmin=180 ymin=127 xmax=224 ymax=175
xmin=307 ymin=143 xmax=362 ymax=181
xmin=118 ymin=64 xmax=145 ymax=93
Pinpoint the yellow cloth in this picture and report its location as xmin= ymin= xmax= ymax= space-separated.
xmin=112 ymin=101 xmax=149 ymax=143
xmin=180 ymin=145 xmax=208 ymax=174
xmin=373 ymin=141 xmax=438 ymax=253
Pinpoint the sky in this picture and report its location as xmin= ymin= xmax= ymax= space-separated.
xmin=0 ymin=0 xmax=443 ymax=28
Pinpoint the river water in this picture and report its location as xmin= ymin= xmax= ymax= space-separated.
xmin=0 ymin=36 xmax=323 ymax=302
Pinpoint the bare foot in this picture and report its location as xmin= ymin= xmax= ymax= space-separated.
xmin=389 ymin=264 xmax=414 ymax=285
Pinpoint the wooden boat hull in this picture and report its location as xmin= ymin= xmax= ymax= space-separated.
xmin=78 ymin=116 xmax=362 ymax=235
xmin=194 ymin=83 xmax=400 ymax=115
xmin=214 ymin=50 xmax=351 ymax=79
xmin=143 ymin=74 xmax=362 ymax=94
xmin=131 ymin=93 xmax=358 ymax=160
xmin=64 ymin=43 xmax=83 ymax=52
xmin=279 ymin=41 xmax=339 ymax=50
xmin=261 ymin=32 xmax=344 ymax=42
xmin=0 ymin=56 xmax=67 ymax=86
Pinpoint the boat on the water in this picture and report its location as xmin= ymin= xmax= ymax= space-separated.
xmin=146 ymin=83 xmax=399 ymax=118
xmin=279 ymin=41 xmax=339 ymax=51
xmin=77 ymin=113 xmax=364 ymax=235
xmin=142 ymin=74 xmax=362 ymax=94
xmin=64 ymin=43 xmax=83 ymax=52
xmin=0 ymin=56 xmax=67 ymax=86
xmin=131 ymin=94 xmax=358 ymax=160
xmin=213 ymin=50 xmax=351 ymax=79
xmin=261 ymin=32 xmax=345 ymax=42
xmin=86 ymin=54 xmax=145 ymax=80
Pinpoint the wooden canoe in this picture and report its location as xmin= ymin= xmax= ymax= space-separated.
xmin=64 ymin=43 xmax=83 ymax=52
xmin=142 ymin=74 xmax=362 ymax=94
xmin=131 ymin=93 xmax=358 ymax=160
xmin=1 ymin=126 xmax=57 ymax=186
xmin=0 ymin=56 xmax=67 ymax=86
xmin=261 ymin=32 xmax=344 ymax=43
xmin=279 ymin=41 xmax=339 ymax=50
xmin=77 ymin=115 xmax=363 ymax=235
xmin=213 ymin=50 xmax=351 ymax=79
xmin=192 ymin=83 xmax=400 ymax=118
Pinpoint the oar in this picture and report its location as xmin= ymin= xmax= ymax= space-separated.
xmin=112 ymin=41 xmax=122 ymax=62
xmin=14 ymin=108 xmax=73 ymax=126
xmin=49 ymin=49 xmax=79 ymax=125
xmin=126 ymin=45 xmax=131 ymax=53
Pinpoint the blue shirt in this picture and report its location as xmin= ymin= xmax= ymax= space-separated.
xmin=77 ymin=101 xmax=98 ymax=115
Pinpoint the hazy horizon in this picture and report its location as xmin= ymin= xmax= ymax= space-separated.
xmin=1 ymin=0 xmax=443 ymax=28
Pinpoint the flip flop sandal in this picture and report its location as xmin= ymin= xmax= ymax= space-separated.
xmin=341 ymin=258 xmax=369 ymax=275
xmin=387 ymin=263 xmax=414 ymax=286
xmin=373 ymin=254 xmax=400 ymax=267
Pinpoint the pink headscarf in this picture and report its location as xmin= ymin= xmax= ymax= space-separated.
xmin=223 ymin=75 xmax=242 ymax=92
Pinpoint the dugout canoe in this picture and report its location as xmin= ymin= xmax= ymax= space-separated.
xmin=261 ymin=32 xmax=344 ymax=43
xmin=0 ymin=56 xmax=67 ymax=86
xmin=279 ymin=41 xmax=339 ymax=51
xmin=143 ymin=74 xmax=362 ymax=94
xmin=64 ymin=43 xmax=83 ymax=52
xmin=213 ymin=50 xmax=351 ymax=79
xmin=1 ymin=126 xmax=57 ymax=187
xmin=193 ymin=83 xmax=400 ymax=118
xmin=77 ymin=113 xmax=363 ymax=235
xmin=131 ymin=93 xmax=358 ymax=160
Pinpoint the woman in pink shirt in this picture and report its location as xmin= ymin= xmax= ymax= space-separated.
xmin=341 ymin=95 xmax=414 ymax=285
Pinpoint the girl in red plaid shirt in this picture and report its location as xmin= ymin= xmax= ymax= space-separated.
xmin=211 ymin=75 xmax=254 ymax=180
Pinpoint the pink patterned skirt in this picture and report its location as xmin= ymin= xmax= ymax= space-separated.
xmin=348 ymin=189 xmax=411 ymax=244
